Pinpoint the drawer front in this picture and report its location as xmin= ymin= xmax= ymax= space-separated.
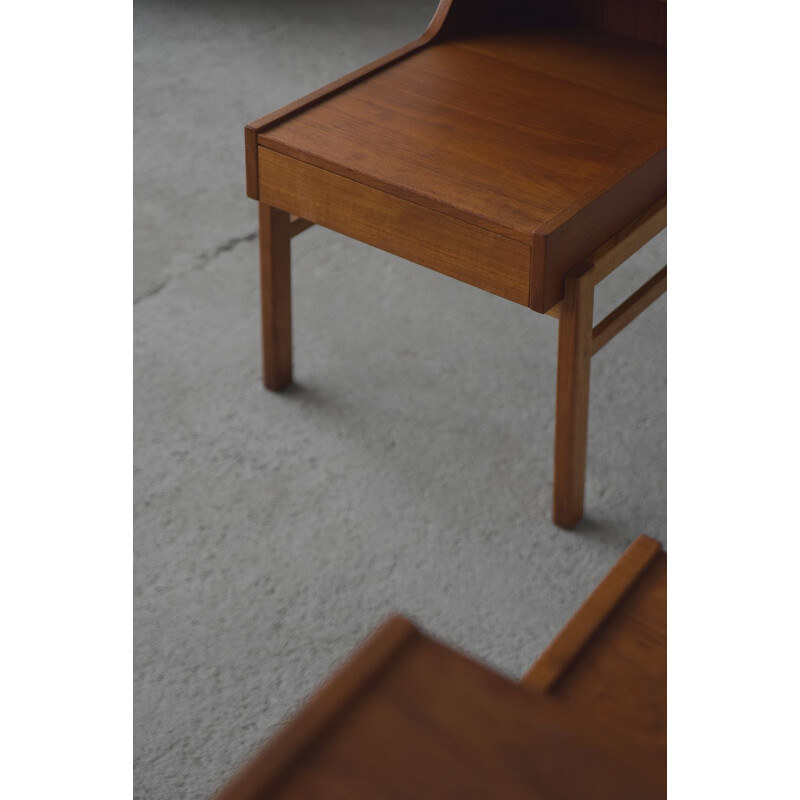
xmin=258 ymin=146 xmax=531 ymax=306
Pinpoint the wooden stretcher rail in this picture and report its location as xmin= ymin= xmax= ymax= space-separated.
xmin=592 ymin=266 xmax=667 ymax=354
xmin=288 ymin=215 xmax=314 ymax=238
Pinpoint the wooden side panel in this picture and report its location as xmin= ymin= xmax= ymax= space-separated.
xmin=593 ymin=0 xmax=667 ymax=46
xmin=245 ymin=127 xmax=259 ymax=199
xmin=258 ymin=146 xmax=532 ymax=306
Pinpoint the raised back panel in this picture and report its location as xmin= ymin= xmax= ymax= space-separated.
xmin=434 ymin=0 xmax=667 ymax=46
xmin=552 ymin=0 xmax=667 ymax=46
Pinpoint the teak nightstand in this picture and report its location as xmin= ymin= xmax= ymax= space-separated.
xmin=245 ymin=0 xmax=667 ymax=527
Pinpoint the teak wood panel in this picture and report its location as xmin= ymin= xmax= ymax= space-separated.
xmin=523 ymin=535 xmax=667 ymax=742
xmin=421 ymin=0 xmax=666 ymax=47
xmin=574 ymin=0 xmax=667 ymax=46
xmin=453 ymin=27 xmax=666 ymax=111
xmin=257 ymin=146 xmax=531 ymax=305
xmin=215 ymin=616 xmax=665 ymax=800
xmin=263 ymin=41 xmax=665 ymax=241
xmin=525 ymin=1 xmax=667 ymax=47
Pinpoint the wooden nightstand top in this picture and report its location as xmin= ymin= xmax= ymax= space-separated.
xmin=249 ymin=22 xmax=665 ymax=311
xmin=261 ymin=29 xmax=665 ymax=244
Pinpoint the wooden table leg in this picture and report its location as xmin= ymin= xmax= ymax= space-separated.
xmin=553 ymin=267 xmax=594 ymax=528
xmin=259 ymin=204 xmax=292 ymax=391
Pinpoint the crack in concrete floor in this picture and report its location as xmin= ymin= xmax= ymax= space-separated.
xmin=134 ymin=229 xmax=257 ymax=305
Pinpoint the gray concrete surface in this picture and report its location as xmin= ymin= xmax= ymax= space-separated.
xmin=134 ymin=2 xmax=666 ymax=798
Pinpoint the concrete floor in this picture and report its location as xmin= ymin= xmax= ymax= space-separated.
xmin=133 ymin=2 xmax=666 ymax=798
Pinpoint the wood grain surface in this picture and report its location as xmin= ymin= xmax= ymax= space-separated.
xmin=523 ymin=535 xmax=667 ymax=742
xmin=259 ymin=205 xmax=293 ymax=390
xmin=258 ymin=147 xmax=531 ymax=305
xmin=244 ymin=0 xmax=462 ymax=200
xmin=551 ymin=264 xmax=594 ymax=527
xmin=215 ymin=616 xmax=665 ymax=800
xmin=254 ymin=23 xmax=665 ymax=310
xmin=246 ymin=0 xmax=667 ymax=524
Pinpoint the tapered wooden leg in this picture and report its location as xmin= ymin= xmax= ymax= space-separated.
xmin=259 ymin=204 xmax=292 ymax=391
xmin=553 ymin=268 xmax=594 ymax=528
